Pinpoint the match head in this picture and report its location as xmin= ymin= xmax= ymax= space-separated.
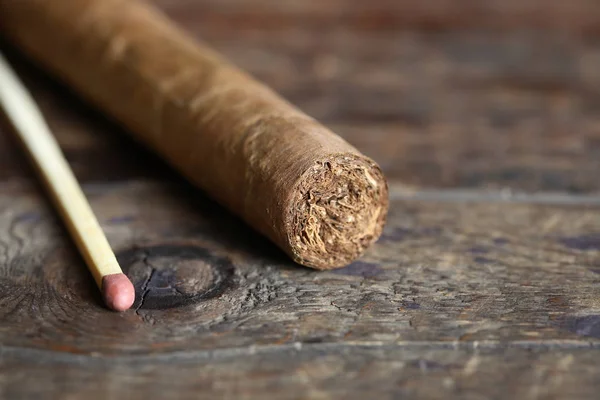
xmin=102 ymin=273 xmax=135 ymax=312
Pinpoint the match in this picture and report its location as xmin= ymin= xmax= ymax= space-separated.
xmin=0 ymin=52 xmax=134 ymax=312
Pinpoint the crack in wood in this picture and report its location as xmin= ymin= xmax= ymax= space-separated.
xmin=135 ymin=252 xmax=155 ymax=316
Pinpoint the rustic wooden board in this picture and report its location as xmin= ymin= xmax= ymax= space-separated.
xmin=2 ymin=0 xmax=600 ymax=398
xmin=1 ymin=182 xmax=600 ymax=352
xmin=1 ymin=344 xmax=599 ymax=400
xmin=1 ymin=182 xmax=600 ymax=397
xmin=2 ymin=2 xmax=600 ymax=192
xmin=155 ymin=0 xmax=600 ymax=35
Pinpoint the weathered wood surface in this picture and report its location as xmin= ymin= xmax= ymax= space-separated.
xmin=3 ymin=0 xmax=600 ymax=192
xmin=155 ymin=0 xmax=600 ymax=35
xmin=1 ymin=183 xmax=600 ymax=398
xmin=1 ymin=0 xmax=600 ymax=398
xmin=3 ymin=181 xmax=600 ymax=349
xmin=1 ymin=344 xmax=599 ymax=400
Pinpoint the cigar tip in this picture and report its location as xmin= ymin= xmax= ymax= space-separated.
xmin=289 ymin=154 xmax=389 ymax=269
xmin=102 ymin=273 xmax=135 ymax=312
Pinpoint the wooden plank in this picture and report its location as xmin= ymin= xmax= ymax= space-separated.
xmin=1 ymin=1 xmax=599 ymax=397
xmin=1 ymin=181 xmax=599 ymax=355
xmin=154 ymin=0 xmax=600 ymax=36
xmin=0 ymin=344 xmax=599 ymax=399
xmin=2 ymin=26 xmax=600 ymax=191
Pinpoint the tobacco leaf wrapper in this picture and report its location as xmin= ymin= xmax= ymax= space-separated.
xmin=0 ymin=0 xmax=389 ymax=269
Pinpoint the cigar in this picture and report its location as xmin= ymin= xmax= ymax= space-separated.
xmin=0 ymin=0 xmax=389 ymax=269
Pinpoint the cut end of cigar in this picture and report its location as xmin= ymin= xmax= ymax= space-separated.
xmin=102 ymin=273 xmax=135 ymax=312
xmin=288 ymin=154 xmax=389 ymax=269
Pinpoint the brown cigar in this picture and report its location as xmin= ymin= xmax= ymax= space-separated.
xmin=0 ymin=0 xmax=389 ymax=269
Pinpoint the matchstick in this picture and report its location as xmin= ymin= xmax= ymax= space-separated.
xmin=0 ymin=52 xmax=134 ymax=312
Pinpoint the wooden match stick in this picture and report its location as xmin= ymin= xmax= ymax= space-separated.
xmin=0 ymin=52 xmax=134 ymax=312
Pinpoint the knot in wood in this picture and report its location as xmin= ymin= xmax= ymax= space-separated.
xmin=116 ymin=245 xmax=235 ymax=310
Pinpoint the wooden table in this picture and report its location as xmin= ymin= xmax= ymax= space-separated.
xmin=1 ymin=0 xmax=600 ymax=398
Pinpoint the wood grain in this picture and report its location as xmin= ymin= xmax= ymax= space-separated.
xmin=1 ymin=182 xmax=600 ymax=353
xmin=2 ymin=3 xmax=600 ymax=192
xmin=1 ymin=181 xmax=600 ymax=397
xmin=1 ymin=0 xmax=600 ymax=397
xmin=154 ymin=0 xmax=600 ymax=36
xmin=1 ymin=344 xmax=599 ymax=400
